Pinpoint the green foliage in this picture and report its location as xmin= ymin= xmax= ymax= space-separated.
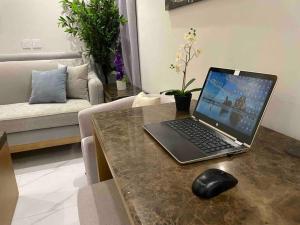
xmin=160 ymin=78 xmax=202 ymax=96
xmin=58 ymin=0 xmax=127 ymax=68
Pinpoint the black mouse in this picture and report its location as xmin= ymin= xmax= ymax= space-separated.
xmin=192 ymin=168 xmax=238 ymax=199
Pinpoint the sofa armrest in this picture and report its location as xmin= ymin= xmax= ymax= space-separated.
xmin=78 ymin=96 xmax=136 ymax=139
xmin=88 ymin=71 xmax=104 ymax=105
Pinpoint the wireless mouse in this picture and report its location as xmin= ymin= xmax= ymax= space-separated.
xmin=192 ymin=168 xmax=238 ymax=198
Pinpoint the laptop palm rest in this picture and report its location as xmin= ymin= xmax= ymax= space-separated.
xmin=144 ymin=123 xmax=206 ymax=164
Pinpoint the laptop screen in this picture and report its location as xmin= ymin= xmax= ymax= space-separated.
xmin=194 ymin=68 xmax=277 ymax=145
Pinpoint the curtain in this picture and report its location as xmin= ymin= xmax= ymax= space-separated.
xmin=118 ymin=0 xmax=142 ymax=88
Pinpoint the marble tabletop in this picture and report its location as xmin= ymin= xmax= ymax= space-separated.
xmin=92 ymin=102 xmax=300 ymax=225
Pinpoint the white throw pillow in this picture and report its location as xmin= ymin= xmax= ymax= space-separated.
xmin=58 ymin=64 xmax=89 ymax=100
xmin=160 ymin=93 xmax=175 ymax=104
xmin=132 ymin=92 xmax=161 ymax=108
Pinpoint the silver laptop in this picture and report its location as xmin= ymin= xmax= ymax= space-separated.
xmin=144 ymin=67 xmax=277 ymax=164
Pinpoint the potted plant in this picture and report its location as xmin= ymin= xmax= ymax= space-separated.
xmin=114 ymin=50 xmax=127 ymax=90
xmin=58 ymin=0 xmax=127 ymax=84
xmin=161 ymin=28 xmax=202 ymax=111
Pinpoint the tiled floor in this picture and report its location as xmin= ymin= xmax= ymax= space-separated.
xmin=11 ymin=144 xmax=87 ymax=225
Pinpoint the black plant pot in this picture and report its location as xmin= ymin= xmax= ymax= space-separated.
xmin=174 ymin=93 xmax=192 ymax=111
xmin=94 ymin=62 xmax=115 ymax=84
xmin=94 ymin=62 xmax=106 ymax=84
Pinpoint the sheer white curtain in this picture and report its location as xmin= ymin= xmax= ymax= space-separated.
xmin=118 ymin=0 xmax=141 ymax=88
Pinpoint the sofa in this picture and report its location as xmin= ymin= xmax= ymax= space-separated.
xmin=0 ymin=52 xmax=104 ymax=153
xmin=78 ymin=94 xmax=174 ymax=184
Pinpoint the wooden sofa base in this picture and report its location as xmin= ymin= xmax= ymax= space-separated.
xmin=9 ymin=136 xmax=81 ymax=153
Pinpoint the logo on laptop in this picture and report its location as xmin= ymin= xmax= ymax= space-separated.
xmin=216 ymin=123 xmax=219 ymax=127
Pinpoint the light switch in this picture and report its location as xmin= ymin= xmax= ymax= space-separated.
xmin=21 ymin=39 xmax=32 ymax=49
xmin=32 ymin=39 xmax=42 ymax=49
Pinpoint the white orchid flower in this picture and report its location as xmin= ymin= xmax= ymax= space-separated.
xmin=176 ymin=52 xmax=183 ymax=62
xmin=175 ymin=64 xmax=181 ymax=73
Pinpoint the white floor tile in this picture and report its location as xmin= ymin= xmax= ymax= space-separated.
xmin=12 ymin=145 xmax=86 ymax=225
xmin=12 ymin=205 xmax=80 ymax=225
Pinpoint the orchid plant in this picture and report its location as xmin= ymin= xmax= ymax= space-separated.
xmin=162 ymin=28 xmax=202 ymax=96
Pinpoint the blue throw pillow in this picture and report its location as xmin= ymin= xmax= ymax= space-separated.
xmin=29 ymin=68 xmax=67 ymax=104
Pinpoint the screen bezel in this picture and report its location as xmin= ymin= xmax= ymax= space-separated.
xmin=193 ymin=67 xmax=277 ymax=145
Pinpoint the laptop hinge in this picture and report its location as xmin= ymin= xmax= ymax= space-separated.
xmin=235 ymin=140 xmax=243 ymax=146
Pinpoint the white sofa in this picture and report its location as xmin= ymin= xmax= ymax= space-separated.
xmin=0 ymin=52 xmax=104 ymax=153
xmin=78 ymin=94 xmax=174 ymax=184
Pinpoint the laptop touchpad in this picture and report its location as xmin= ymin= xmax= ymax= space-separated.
xmin=144 ymin=123 xmax=206 ymax=164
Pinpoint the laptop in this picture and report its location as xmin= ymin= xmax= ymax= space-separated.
xmin=144 ymin=67 xmax=277 ymax=164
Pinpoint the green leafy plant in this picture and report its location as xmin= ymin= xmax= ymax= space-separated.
xmin=161 ymin=28 xmax=202 ymax=96
xmin=58 ymin=0 xmax=127 ymax=74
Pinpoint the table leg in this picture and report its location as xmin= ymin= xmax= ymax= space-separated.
xmin=93 ymin=132 xmax=112 ymax=181
xmin=0 ymin=140 xmax=19 ymax=225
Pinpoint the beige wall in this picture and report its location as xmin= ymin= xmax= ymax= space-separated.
xmin=0 ymin=0 xmax=75 ymax=53
xmin=137 ymin=0 xmax=300 ymax=140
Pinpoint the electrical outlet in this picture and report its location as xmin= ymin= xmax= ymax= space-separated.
xmin=32 ymin=39 xmax=42 ymax=49
xmin=21 ymin=39 xmax=32 ymax=49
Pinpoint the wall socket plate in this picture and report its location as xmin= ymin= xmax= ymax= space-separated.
xmin=32 ymin=39 xmax=42 ymax=49
xmin=21 ymin=39 xmax=32 ymax=49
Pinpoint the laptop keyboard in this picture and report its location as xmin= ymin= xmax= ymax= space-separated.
xmin=166 ymin=118 xmax=234 ymax=154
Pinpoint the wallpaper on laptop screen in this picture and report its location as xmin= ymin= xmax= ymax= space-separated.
xmin=196 ymin=71 xmax=273 ymax=136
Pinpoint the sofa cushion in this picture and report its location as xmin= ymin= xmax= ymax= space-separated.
xmin=132 ymin=92 xmax=161 ymax=108
xmin=59 ymin=64 xmax=89 ymax=100
xmin=0 ymin=99 xmax=91 ymax=133
xmin=160 ymin=92 xmax=175 ymax=104
xmin=29 ymin=68 xmax=68 ymax=104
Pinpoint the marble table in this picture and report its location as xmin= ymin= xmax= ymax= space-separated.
xmin=92 ymin=102 xmax=300 ymax=225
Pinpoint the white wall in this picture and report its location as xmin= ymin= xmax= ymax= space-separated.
xmin=137 ymin=0 xmax=300 ymax=140
xmin=0 ymin=0 xmax=75 ymax=53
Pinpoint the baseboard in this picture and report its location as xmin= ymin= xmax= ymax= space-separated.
xmin=9 ymin=136 xmax=81 ymax=153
